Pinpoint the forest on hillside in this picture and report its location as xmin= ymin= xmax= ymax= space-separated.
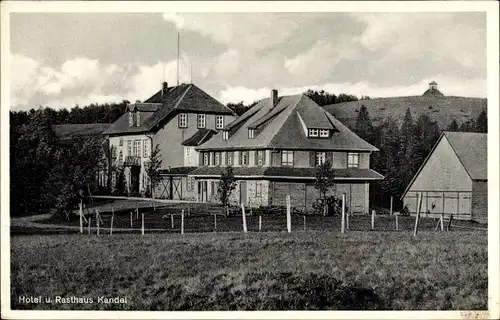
xmin=9 ymin=90 xmax=487 ymax=217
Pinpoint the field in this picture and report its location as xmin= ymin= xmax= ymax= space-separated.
xmin=11 ymin=230 xmax=487 ymax=310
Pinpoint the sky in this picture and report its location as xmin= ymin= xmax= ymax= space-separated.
xmin=9 ymin=11 xmax=487 ymax=111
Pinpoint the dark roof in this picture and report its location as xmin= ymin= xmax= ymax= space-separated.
xmin=181 ymin=129 xmax=217 ymax=147
xmin=296 ymin=108 xmax=334 ymax=130
xmin=103 ymin=84 xmax=234 ymax=135
xmin=198 ymin=94 xmax=378 ymax=152
xmin=189 ymin=166 xmax=384 ymax=180
xmin=52 ymin=124 xmax=111 ymax=139
xmin=225 ymin=106 xmax=261 ymax=131
xmin=429 ymin=81 xmax=438 ymax=85
xmin=444 ymin=132 xmax=487 ymax=180
xmin=159 ymin=166 xmax=198 ymax=175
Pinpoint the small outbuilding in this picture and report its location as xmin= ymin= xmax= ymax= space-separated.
xmin=401 ymin=131 xmax=487 ymax=223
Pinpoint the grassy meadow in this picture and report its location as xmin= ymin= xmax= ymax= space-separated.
xmin=11 ymin=230 xmax=487 ymax=310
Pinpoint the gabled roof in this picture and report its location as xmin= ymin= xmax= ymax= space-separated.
xmin=197 ymin=93 xmax=378 ymax=152
xmin=103 ymin=84 xmax=234 ymax=135
xmin=401 ymin=131 xmax=487 ymax=199
xmin=181 ymin=129 xmax=218 ymax=147
xmin=53 ymin=123 xmax=111 ymax=139
xmin=444 ymin=131 xmax=487 ymax=180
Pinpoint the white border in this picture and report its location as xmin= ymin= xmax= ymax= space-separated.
xmin=1 ymin=1 xmax=499 ymax=319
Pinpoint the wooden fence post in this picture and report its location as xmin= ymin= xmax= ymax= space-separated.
xmin=130 ymin=211 xmax=133 ymax=228
xmin=341 ymin=194 xmax=346 ymax=234
xmin=110 ymin=213 xmax=114 ymax=236
xmin=214 ymin=213 xmax=217 ymax=232
xmin=259 ymin=215 xmax=262 ymax=232
xmin=97 ymin=212 xmax=100 ymax=236
xmin=413 ymin=192 xmax=422 ymax=237
xmin=241 ymin=203 xmax=248 ymax=233
xmin=303 ymin=215 xmax=306 ymax=231
xmin=141 ymin=213 xmax=144 ymax=236
xmin=371 ymin=209 xmax=375 ymax=230
xmin=171 ymin=214 xmax=174 ymax=229
xmin=447 ymin=214 xmax=453 ymax=231
xmin=440 ymin=213 xmax=444 ymax=231
xmin=390 ymin=196 xmax=393 ymax=216
xmin=181 ymin=210 xmax=185 ymax=235
xmin=395 ymin=212 xmax=399 ymax=230
xmin=286 ymin=194 xmax=291 ymax=233
xmin=79 ymin=202 xmax=83 ymax=234
xmin=88 ymin=216 xmax=91 ymax=235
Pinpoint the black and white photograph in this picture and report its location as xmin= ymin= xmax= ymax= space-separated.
xmin=1 ymin=1 xmax=499 ymax=319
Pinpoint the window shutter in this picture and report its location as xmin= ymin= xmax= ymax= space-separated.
xmin=263 ymin=150 xmax=266 ymax=166
xmin=199 ymin=152 xmax=204 ymax=165
xmin=254 ymin=150 xmax=258 ymax=166
xmin=326 ymin=152 xmax=333 ymax=166
xmin=309 ymin=151 xmax=315 ymax=167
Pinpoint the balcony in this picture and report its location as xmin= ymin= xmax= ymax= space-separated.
xmin=124 ymin=156 xmax=141 ymax=167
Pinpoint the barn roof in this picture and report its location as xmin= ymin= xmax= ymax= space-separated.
xmin=444 ymin=131 xmax=487 ymax=180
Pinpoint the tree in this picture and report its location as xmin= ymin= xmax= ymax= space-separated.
xmin=476 ymin=110 xmax=487 ymax=133
xmin=355 ymin=104 xmax=374 ymax=144
xmin=459 ymin=119 xmax=476 ymax=132
xmin=314 ymin=160 xmax=335 ymax=216
xmin=217 ymin=166 xmax=237 ymax=216
xmin=446 ymin=119 xmax=459 ymax=132
xmin=227 ymin=101 xmax=258 ymax=116
xmin=145 ymin=144 xmax=163 ymax=209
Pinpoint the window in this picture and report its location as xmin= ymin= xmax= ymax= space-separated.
xmin=133 ymin=140 xmax=141 ymax=157
xmin=281 ymin=150 xmax=294 ymax=166
xmin=187 ymin=177 xmax=195 ymax=191
xmin=197 ymin=114 xmax=206 ymax=128
xmin=319 ymin=129 xmax=329 ymax=138
xmin=214 ymin=152 xmax=220 ymax=166
xmin=128 ymin=112 xmax=134 ymax=127
xmin=216 ymin=115 xmax=224 ymax=129
xmin=119 ymin=139 xmax=123 ymax=146
xmin=257 ymin=150 xmax=264 ymax=166
xmin=203 ymin=152 xmax=209 ymax=166
xmin=111 ymin=146 xmax=117 ymax=159
xmin=143 ymin=139 xmax=150 ymax=158
xmin=240 ymin=151 xmax=248 ymax=166
xmin=127 ymin=141 xmax=132 ymax=156
xmin=248 ymin=129 xmax=255 ymax=139
xmin=256 ymin=182 xmax=262 ymax=198
xmin=315 ymin=152 xmax=326 ymax=166
xmin=308 ymin=129 xmax=319 ymax=137
xmin=118 ymin=150 xmax=123 ymax=163
xmin=348 ymin=152 xmax=359 ymax=168
xmin=178 ymin=113 xmax=187 ymax=128
xmin=185 ymin=147 xmax=192 ymax=157
xmin=222 ymin=131 xmax=229 ymax=141
xmin=227 ymin=152 xmax=233 ymax=166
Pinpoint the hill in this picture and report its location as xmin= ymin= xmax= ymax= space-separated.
xmin=323 ymin=95 xmax=487 ymax=129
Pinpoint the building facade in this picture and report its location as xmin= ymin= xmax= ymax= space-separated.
xmin=190 ymin=90 xmax=384 ymax=213
xmin=102 ymin=82 xmax=237 ymax=197
xmin=401 ymin=131 xmax=487 ymax=223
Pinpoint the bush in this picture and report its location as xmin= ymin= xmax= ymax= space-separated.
xmin=312 ymin=196 xmax=346 ymax=216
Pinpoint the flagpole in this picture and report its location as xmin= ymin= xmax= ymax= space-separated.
xmin=177 ymin=32 xmax=180 ymax=86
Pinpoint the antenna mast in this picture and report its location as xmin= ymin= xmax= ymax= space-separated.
xmin=177 ymin=32 xmax=180 ymax=86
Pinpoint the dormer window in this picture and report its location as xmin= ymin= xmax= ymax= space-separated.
xmin=197 ymin=114 xmax=206 ymax=128
xmin=178 ymin=113 xmax=187 ymax=128
xmin=222 ymin=131 xmax=229 ymax=141
xmin=248 ymin=129 xmax=255 ymax=139
xmin=308 ymin=129 xmax=319 ymax=137
xmin=216 ymin=115 xmax=224 ymax=129
xmin=319 ymin=129 xmax=329 ymax=138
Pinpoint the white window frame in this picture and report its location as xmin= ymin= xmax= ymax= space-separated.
xmin=143 ymin=139 xmax=150 ymax=158
xmin=256 ymin=182 xmax=262 ymax=198
xmin=179 ymin=113 xmax=188 ymax=128
xmin=216 ymin=115 xmax=224 ymax=129
xmin=281 ymin=150 xmax=294 ymax=166
xmin=308 ymin=129 xmax=319 ymax=137
xmin=128 ymin=112 xmax=134 ymax=127
xmin=222 ymin=131 xmax=229 ymax=141
xmin=127 ymin=140 xmax=132 ymax=156
xmin=257 ymin=150 xmax=264 ymax=166
xmin=248 ymin=129 xmax=255 ymax=139
xmin=203 ymin=153 xmax=209 ymax=166
xmin=319 ymin=129 xmax=329 ymax=138
xmin=133 ymin=140 xmax=141 ymax=157
xmin=241 ymin=151 xmax=248 ymax=166
xmin=118 ymin=150 xmax=123 ymax=163
xmin=185 ymin=147 xmax=192 ymax=157
xmin=348 ymin=152 xmax=359 ymax=168
xmin=215 ymin=152 xmax=220 ymax=166
xmin=197 ymin=114 xmax=206 ymax=128
xmin=227 ymin=152 xmax=233 ymax=166
xmin=315 ymin=152 xmax=326 ymax=166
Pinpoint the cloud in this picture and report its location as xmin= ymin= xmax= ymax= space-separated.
xmin=10 ymin=54 xmax=193 ymax=110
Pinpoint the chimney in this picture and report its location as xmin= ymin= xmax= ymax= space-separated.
xmin=271 ymin=89 xmax=278 ymax=108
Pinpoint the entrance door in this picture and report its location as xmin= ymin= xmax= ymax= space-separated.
xmin=130 ymin=167 xmax=140 ymax=195
xmin=198 ymin=181 xmax=208 ymax=202
xmin=239 ymin=181 xmax=247 ymax=205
